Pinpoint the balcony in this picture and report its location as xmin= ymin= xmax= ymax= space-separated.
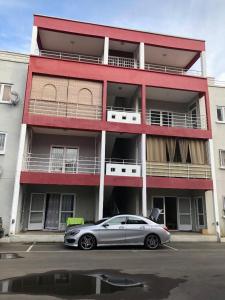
xmin=146 ymin=162 xmax=211 ymax=179
xmin=146 ymin=110 xmax=206 ymax=129
xmin=144 ymin=63 xmax=201 ymax=77
xmin=23 ymin=153 xmax=100 ymax=174
xmin=108 ymin=56 xmax=138 ymax=69
xmin=29 ymin=99 xmax=102 ymax=120
xmin=107 ymin=107 xmax=141 ymax=124
xmin=105 ymin=159 xmax=141 ymax=177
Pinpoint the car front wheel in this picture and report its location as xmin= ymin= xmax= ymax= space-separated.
xmin=145 ymin=234 xmax=160 ymax=250
xmin=78 ymin=234 xmax=96 ymax=250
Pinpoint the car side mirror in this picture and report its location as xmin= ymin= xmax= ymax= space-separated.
xmin=103 ymin=223 xmax=109 ymax=228
xmin=121 ymin=221 xmax=126 ymax=225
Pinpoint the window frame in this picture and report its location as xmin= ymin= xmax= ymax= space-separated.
xmin=0 ymin=132 xmax=7 ymax=155
xmin=219 ymin=149 xmax=225 ymax=169
xmin=216 ymin=106 xmax=225 ymax=123
xmin=0 ymin=83 xmax=13 ymax=104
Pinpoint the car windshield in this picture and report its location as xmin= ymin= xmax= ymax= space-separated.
xmin=94 ymin=218 xmax=108 ymax=225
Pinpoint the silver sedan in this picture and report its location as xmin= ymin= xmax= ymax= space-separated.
xmin=64 ymin=214 xmax=170 ymax=250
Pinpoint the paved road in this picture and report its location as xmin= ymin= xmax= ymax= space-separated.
xmin=0 ymin=242 xmax=225 ymax=299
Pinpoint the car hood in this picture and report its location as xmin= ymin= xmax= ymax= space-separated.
xmin=65 ymin=224 xmax=96 ymax=233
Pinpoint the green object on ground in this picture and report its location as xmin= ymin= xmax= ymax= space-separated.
xmin=66 ymin=217 xmax=84 ymax=226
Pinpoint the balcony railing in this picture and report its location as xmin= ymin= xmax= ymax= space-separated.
xmin=146 ymin=110 xmax=207 ymax=130
xmin=146 ymin=162 xmax=211 ymax=179
xmin=40 ymin=50 xmax=103 ymax=64
xmin=107 ymin=106 xmax=141 ymax=124
xmin=23 ymin=153 xmax=101 ymax=174
xmin=108 ymin=56 xmax=138 ymax=68
xmin=105 ymin=158 xmax=141 ymax=177
xmin=29 ymin=99 xmax=102 ymax=120
xmin=144 ymin=63 xmax=202 ymax=77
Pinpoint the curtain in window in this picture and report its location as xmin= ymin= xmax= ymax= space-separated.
xmin=179 ymin=139 xmax=189 ymax=163
xmin=146 ymin=136 xmax=166 ymax=162
xmin=189 ymin=140 xmax=207 ymax=164
xmin=166 ymin=138 xmax=176 ymax=162
xmin=45 ymin=194 xmax=60 ymax=230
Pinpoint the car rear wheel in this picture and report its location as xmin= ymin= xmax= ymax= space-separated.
xmin=144 ymin=234 xmax=160 ymax=250
xmin=78 ymin=234 xmax=96 ymax=250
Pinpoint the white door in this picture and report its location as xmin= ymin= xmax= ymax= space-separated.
xmin=50 ymin=147 xmax=64 ymax=172
xmin=28 ymin=194 xmax=46 ymax=230
xmin=177 ymin=197 xmax=192 ymax=231
xmin=45 ymin=194 xmax=61 ymax=230
xmin=195 ymin=197 xmax=205 ymax=229
xmin=50 ymin=147 xmax=78 ymax=173
xmin=59 ymin=194 xmax=75 ymax=230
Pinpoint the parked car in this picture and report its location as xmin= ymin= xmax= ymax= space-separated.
xmin=0 ymin=217 xmax=4 ymax=238
xmin=64 ymin=214 xmax=170 ymax=250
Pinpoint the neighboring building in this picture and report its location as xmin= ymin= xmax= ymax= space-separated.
xmin=9 ymin=15 xmax=219 ymax=238
xmin=0 ymin=51 xmax=29 ymax=235
xmin=208 ymin=79 xmax=225 ymax=237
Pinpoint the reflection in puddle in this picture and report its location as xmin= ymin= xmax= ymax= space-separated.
xmin=0 ymin=270 xmax=185 ymax=299
xmin=0 ymin=253 xmax=23 ymax=260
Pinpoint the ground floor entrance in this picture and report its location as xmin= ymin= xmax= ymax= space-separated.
xmin=151 ymin=196 xmax=206 ymax=231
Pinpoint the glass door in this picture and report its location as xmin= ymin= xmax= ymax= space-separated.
xmin=28 ymin=194 xmax=46 ymax=230
xmin=195 ymin=197 xmax=205 ymax=228
xmin=177 ymin=197 xmax=192 ymax=231
xmin=60 ymin=194 xmax=75 ymax=230
xmin=44 ymin=194 xmax=61 ymax=230
xmin=64 ymin=148 xmax=78 ymax=173
xmin=50 ymin=147 xmax=64 ymax=172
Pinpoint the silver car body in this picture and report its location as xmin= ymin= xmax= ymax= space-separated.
xmin=64 ymin=214 xmax=170 ymax=248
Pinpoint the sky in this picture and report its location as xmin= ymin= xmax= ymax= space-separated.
xmin=0 ymin=0 xmax=225 ymax=80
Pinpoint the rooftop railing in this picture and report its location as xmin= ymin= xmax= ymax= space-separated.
xmin=29 ymin=99 xmax=102 ymax=120
xmin=146 ymin=162 xmax=211 ymax=179
xmin=146 ymin=109 xmax=207 ymax=130
xmin=23 ymin=153 xmax=101 ymax=174
xmin=144 ymin=63 xmax=202 ymax=77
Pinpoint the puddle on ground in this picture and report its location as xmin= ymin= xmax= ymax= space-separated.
xmin=0 ymin=269 xmax=185 ymax=299
xmin=0 ymin=253 xmax=23 ymax=260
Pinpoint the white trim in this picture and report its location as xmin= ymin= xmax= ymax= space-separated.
xmin=208 ymin=139 xmax=221 ymax=241
xmin=98 ymin=131 xmax=106 ymax=220
xmin=141 ymin=134 xmax=147 ymax=216
xmin=216 ymin=106 xmax=225 ymax=123
xmin=219 ymin=149 xmax=225 ymax=168
xmin=0 ymin=132 xmax=7 ymax=154
xmin=194 ymin=196 xmax=206 ymax=229
xmin=28 ymin=193 xmax=46 ymax=230
xmin=177 ymin=197 xmax=192 ymax=231
xmin=103 ymin=37 xmax=109 ymax=65
xmin=10 ymin=124 xmax=27 ymax=235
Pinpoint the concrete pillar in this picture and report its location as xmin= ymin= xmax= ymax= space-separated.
xmin=141 ymin=133 xmax=147 ymax=216
xmin=98 ymin=131 xmax=106 ymax=219
xmin=201 ymin=51 xmax=207 ymax=77
xmin=205 ymin=190 xmax=216 ymax=234
xmin=30 ymin=26 xmax=39 ymax=55
xmin=139 ymin=42 xmax=145 ymax=69
xmin=103 ymin=37 xmax=109 ymax=65
xmin=208 ymin=139 xmax=221 ymax=241
xmin=10 ymin=124 xmax=27 ymax=235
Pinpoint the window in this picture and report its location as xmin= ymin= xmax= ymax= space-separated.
xmin=126 ymin=216 xmax=147 ymax=225
xmin=0 ymin=84 xmax=12 ymax=103
xmin=217 ymin=106 xmax=225 ymax=122
xmin=219 ymin=150 xmax=225 ymax=168
xmin=107 ymin=216 xmax=126 ymax=225
xmin=0 ymin=133 xmax=7 ymax=154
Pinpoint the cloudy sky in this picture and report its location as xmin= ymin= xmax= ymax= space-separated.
xmin=0 ymin=0 xmax=225 ymax=79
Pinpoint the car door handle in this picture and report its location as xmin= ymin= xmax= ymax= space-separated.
xmin=119 ymin=226 xmax=124 ymax=229
xmin=139 ymin=226 xmax=145 ymax=230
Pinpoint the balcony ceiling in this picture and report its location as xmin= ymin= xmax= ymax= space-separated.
xmin=32 ymin=126 xmax=99 ymax=137
xmin=147 ymin=87 xmax=199 ymax=103
xmin=109 ymin=40 xmax=138 ymax=53
xmin=145 ymin=45 xmax=198 ymax=68
xmin=108 ymin=83 xmax=138 ymax=98
xmin=39 ymin=29 xmax=104 ymax=56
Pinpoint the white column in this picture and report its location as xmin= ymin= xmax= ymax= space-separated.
xmin=139 ymin=42 xmax=145 ymax=70
xmin=30 ymin=26 xmax=39 ymax=55
xmin=208 ymin=139 xmax=221 ymax=241
xmin=10 ymin=124 xmax=27 ymax=235
xmin=103 ymin=37 xmax=109 ymax=65
xmin=201 ymin=51 xmax=207 ymax=77
xmin=141 ymin=133 xmax=147 ymax=216
xmin=98 ymin=131 xmax=106 ymax=219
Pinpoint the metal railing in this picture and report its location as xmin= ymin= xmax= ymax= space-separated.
xmin=23 ymin=153 xmax=101 ymax=174
xmin=105 ymin=158 xmax=141 ymax=165
xmin=40 ymin=50 xmax=103 ymax=64
xmin=29 ymin=99 xmax=102 ymax=120
xmin=144 ymin=63 xmax=202 ymax=77
xmin=108 ymin=56 xmax=138 ymax=68
xmin=107 ymin=106 xmax=141 ymax=113
xmin=146 ymin=110 xmax=207 ymax=130
xmin=146 ymin=162 xmax=211 ymax=179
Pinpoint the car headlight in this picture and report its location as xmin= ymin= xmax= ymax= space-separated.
xmin=66 ymin=230 xmax=80 ymax=236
